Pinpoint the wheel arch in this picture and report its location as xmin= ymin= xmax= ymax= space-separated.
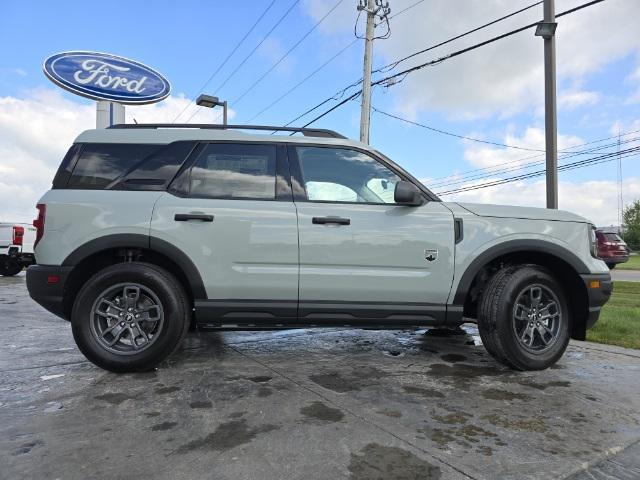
xmin=453 ymin=240 xmax=590 ymax=340
xmin=61 ymin=234 xmax=206 ymax=319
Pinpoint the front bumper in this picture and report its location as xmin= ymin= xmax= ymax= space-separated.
xmin=580 ymin=272 xmax=613 ymax=330
xmin=26 ymin=265 xmax=73 ymax=320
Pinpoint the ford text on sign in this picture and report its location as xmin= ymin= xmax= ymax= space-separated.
xmin=43 ymin=51 xmax=170 ymax=104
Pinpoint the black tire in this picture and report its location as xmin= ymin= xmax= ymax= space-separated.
xmin=477 ymin=265 xmax=570 ymax=371
xmin=607 ymin=263 xmax=616 ymax=270
xmin=71 ymin=262 xmax=190 ymax=373
xmin=0 ymin=257 xmax=22 ymax=276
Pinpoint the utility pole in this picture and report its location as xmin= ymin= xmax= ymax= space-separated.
xmin=535 ymin=0 xmax=559 ymax=209
xmin=358 ymin=0 xmax=390 ymax=144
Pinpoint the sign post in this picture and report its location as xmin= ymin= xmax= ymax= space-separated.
xmin=43 ymin=51 xmax=171 ymax=128
xmin=96 ymin=101 xmax=125 ymax=129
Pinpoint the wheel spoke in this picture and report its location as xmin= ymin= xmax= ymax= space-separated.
xmin=514 ymin=304 xmax=530 ymax=321
xmin=538 ymin=301 xmax=558 ymax=320
xmin=138 ymin=305 xmax=161 ymax=322
xmin=132 ymin=323 xmax=150 ymax=344
xmin=124 ymin=286 xmax=140 ymax=309
xmin=529 ymin=287 xmax=542 ymax=309
xmin=95 ymin=309 xmax=121 ymax=321
xmin=104 ymin=323 xmax=127 ymax=346
xmin=537 ymin=324 xmax=553 ymax=344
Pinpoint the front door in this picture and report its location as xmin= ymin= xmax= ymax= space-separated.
xmin=150 ymin=142 xmax=299 ymax=325
xmin=290 ymin=145 xmax=455 ymax=325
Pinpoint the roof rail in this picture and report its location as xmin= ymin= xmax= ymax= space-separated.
xmin=107 ymin=123 xmax=347 ymax=139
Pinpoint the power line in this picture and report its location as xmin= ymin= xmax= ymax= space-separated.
xmin=246 ymin=38 xmax=359 ymax=123
xmin=372 ymin=106 xmax=547 ymax=152
xmin=172 ymin=0 xmax=277 ymax=123
xmin=436 ymin=146 xmax=640 ymax=196
xmin=429 ymin=128 xmax=640 ymax=183
xmin=228 ymin=0 xmax=344 ymax=112
xmin=185 ymin=0 xmax=302 ymax=123
xmin=281 ymin=0 xmax=544 ymax=127
xmin=374 ymin=0 xmax=542 ymax=74
xmin=286 ymin=0 xmax=604 ymax=129
xmin=430 ymin=136 xmax=640 ymax=190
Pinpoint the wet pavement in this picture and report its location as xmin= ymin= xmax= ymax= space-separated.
xmin=1 ymin=272 xmax=640 ymax=480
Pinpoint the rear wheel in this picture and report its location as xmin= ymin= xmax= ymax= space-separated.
xmin=607 ymin=263 xmax=616 ymax=270
xmin=0 ymin=257 xmax=22 ymax=276
xmin=71 ymin=262 xmax=190 ymax=373
xmin=477 ymin=265 xmax=570 ymax=370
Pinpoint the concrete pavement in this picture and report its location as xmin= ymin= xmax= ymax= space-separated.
xmin=2 ymin=272 xmax=640 ymax=480
xmin=611 ymin=269 xmax=640 ymax=282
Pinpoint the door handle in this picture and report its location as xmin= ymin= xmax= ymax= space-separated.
xmin=174 ymin=213 xmax=214 ymax=222
xmin=312 ymin=216 xmax=350 ymax=225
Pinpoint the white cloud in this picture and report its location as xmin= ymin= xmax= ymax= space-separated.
xmin=0 ymin=89 xmax=234 ymax=222
xmin=426 ymin=122 xmax=640 ymax=226
xmin=438 ymin=177 xmax=640 ymax=227
xmin=462 ymin=127 xmax=583 ymax=170
xmin=303 ymin=0 xmax=640 ymax=118
xmin=559 ymin=89 xmax=599 ymax=110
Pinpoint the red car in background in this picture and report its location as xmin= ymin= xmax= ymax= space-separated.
xmin=596 ymin=230 xmax=630 ymax=269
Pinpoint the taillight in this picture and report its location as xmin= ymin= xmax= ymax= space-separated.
xmin=33 ymin=204 xmax=46 ymax=248
xmin=12 ymin=226 xmax=24 ymax=246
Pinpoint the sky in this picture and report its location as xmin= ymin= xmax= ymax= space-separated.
xmin=1 ymin=0 xmax=639 ymax=226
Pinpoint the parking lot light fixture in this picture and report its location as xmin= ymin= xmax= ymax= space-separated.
xmin=195 ymin=94 xmax=228 ymax=125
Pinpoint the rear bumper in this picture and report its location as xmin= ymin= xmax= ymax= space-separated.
xmin=26 ymin=265 xmax=73 ymax=320
xmin=599 ymin=255 xmax=629 ymax=265
xmin=581 ymin=272 xmax=613 ymax=330
xmin=0 ymin=247 xmax=35 ymax=266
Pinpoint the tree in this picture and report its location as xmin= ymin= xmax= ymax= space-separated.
xmin=623 ymin=199 xmax=640 ymax=251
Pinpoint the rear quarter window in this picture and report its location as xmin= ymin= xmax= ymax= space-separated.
xmin=58 ymin=142 xmax=196 ymax=190
xmin=66 ymin=144 xmax=162 ymax=189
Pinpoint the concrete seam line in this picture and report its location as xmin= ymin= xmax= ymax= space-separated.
xmin=570 ymin=342 xmax=640 ymax=359
xmin=0 ymin=359 xmax=90 ymax=373
xmin=227 ymin=344 xmax=480 ymax=480
xmin=559 ymin=438 xmax=640 ymax=479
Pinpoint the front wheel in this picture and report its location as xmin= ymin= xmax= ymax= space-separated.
xmin=71 ymin=262 xmax=190 ymax=373
xmin=606 ymin=263 xmax=616 ymax=270
xmin=0 ymin=257 xmax=22 ymax=276
xmin=478 ymin=265 xmax=570 ymax=371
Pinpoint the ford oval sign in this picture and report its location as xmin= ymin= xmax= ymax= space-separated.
xmin=43 ymin=51 xmax=170 ymax=104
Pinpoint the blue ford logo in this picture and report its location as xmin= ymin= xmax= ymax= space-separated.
xmin=43 ymin=51 xmax=170 ymax=104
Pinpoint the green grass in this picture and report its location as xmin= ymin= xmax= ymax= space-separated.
xmin=587 ymin=281 xmax=640 ymax=350
xmin=615 ymin=254 xmax=640 ymax=270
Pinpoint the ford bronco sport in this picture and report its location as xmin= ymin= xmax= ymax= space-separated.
xmin=27 ymin=124 xmax=612 ymax=373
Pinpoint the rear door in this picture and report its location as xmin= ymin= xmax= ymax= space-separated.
xmin=150 ymin=142 xmax=299 ymax=324
xmin=290 ymin=145 xmax=455 ymax=325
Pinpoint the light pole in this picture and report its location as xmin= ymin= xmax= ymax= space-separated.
xmin=196 ymin=94 xmax=228 ymax=125
xmin=535 ymin=0 xmax=558 ymax=209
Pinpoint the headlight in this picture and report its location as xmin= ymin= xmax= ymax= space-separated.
xmin=588 ymin=225 xmax=598 ymax=258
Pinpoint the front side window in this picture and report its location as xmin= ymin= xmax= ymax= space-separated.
xmin=187 ymin=143 xmax=277 ymax=199
xmin=294 ymin=146 xmax=401 ymax=204
xmin=296 ymin=147 xmax=401 ymax=203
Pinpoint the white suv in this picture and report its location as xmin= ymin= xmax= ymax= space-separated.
xmin=26 ymin=124 xmax=612 ymax=373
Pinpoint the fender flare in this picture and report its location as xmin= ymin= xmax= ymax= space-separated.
xmin=452 ymin=239 xmax=590 ymax=305
xmin=62 ymin=233 xmax=207 ymax=299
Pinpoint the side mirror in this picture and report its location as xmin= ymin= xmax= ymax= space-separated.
xmin=394 ymin=181 xmax=423 ymax=206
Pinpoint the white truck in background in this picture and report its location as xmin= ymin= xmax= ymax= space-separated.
xmin=0 ymin=222 xmax=37 ymax=276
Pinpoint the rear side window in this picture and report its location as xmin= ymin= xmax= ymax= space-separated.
xmin=67 ymin=144 xmax=162 ymax=189
xmin=182 ymin=143 xmax=277 ymax=199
